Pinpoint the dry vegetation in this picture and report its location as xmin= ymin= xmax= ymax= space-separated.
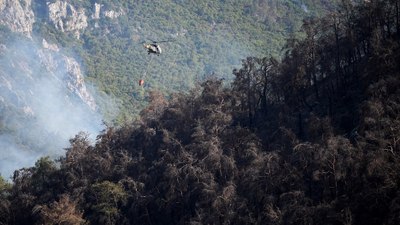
xmin=1 ymin=0 xmax=400 ymax=224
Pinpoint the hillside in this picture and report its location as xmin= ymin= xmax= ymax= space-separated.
xmin=0 ymin=0 xmax=338 ymax=178
xmin=32 ymin=0 xmax=338 ymax=123
xmin=1 ymin=1 xmax=400 ymax=224
xmin=0 ymin=32 xmax=103 ymax=178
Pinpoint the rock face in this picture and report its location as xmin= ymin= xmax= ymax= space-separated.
xmin=0 ymin=0 xmax=125 ymax=39
xmin=46 ymin=1 xmax=125 ymax=39
xmin=0 ymin=0 xmax=122 ymax=179
xmin=0 ymin=0 xmax=97 ymax=109
xmin=92 ymin=2 xmax=101 ymax=20
xmin=92 ymin=2 xmax=125 ymax=19
xmin=38 ymin=40 xmax=97 ymax=110
xmin=0 ymin=39 xmax=97 ymax=112
xmin=47 ymin=0 xmax=88 ymax=39
xmin=0 ymin=0 xmax=119 ymax=112
xmin=92 ymin=2 xmax=125 ymax=28
xmin=0 ymin=39 xmax=102 ymax=179
xmin=0 ymin=0 xmax=35 ymax=37
xmin=103 ymin=8 xmax=125 ymax=19
xmin=64 ymin=56 xmax=97 ymax=111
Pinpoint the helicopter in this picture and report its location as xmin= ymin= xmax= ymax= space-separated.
xmin=143 ymin=39 xmax=174 ymax=56
xmin=138 ymin=39 xmax=175 ymax=86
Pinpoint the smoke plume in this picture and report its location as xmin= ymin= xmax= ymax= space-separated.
xmin=0 ymin=38 xmax=104 ymax=180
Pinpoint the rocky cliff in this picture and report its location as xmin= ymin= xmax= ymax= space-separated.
xmin=0 ymin=38 xmax=97 ymax=115
xmin=92 ymin=2 xmax=125 ymax=20
xmin=45 ymin=1 xmax=124 ymax=39
xmin=0 ymin=37 xmax=104 ymax=179
xmin=47 ymin=0 xmax=88 ymax=39
xmin=0 ymin=0 xmax=35 ymax=37
xmin=0 ymin=0 xmax=114 ymax=111
xmin=0 ymin=0 xmax=108 ymax=178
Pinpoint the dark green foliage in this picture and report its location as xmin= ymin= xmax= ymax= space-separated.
xmin=28 ymin=0 xmax=338 ymax=125
xmin=2 ymin=0 xmax=400 ymax=224
xmin=85 ymin=181 xmax=128 ymax=224
xmin=0 ymin=176 xmax=11 ymax=225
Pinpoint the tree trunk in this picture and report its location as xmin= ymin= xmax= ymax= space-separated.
xmin=333 ymin=17 xmax=342 ymax=90
xmin=247 ymin=71 xmax=253 ymax=127
xmin=396 ymin=1 xmax=399 ymax=37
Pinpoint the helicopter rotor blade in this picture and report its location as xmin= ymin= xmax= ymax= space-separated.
xmin=146 ymin=38 xmax=175 ymax=44
xmin=148 ymin=39 xmax=157 ymax=43
xmin=156 ymin=39 xmax=175 ymax=43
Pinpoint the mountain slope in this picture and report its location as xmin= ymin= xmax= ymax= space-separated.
xmin=0 ymin=0 xmax=104 ymax=178
xmin=32 ymin=0 xmax=338 ymax=122
xmin=0 ymin=0 xmax=337 ymax=177
xmin=1 ymin=0 xmax=399 ymax=223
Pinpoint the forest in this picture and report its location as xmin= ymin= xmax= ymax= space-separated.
xmin=32 ymin=0 xmax=338 ymax=123
xmin=1 ymin=0 xmax=400 ymax=224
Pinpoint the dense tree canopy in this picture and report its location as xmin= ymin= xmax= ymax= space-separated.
xmin=1 ymin=0 xmax=400 ymax=224
xmin=30 ymin=0 xmax=338 ymax=124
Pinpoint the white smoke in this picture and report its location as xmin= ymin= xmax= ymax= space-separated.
xmin=0 ymin=135 xmax=41 ymax=180
xmin=0 ymin=38 xmax=105 ymax=180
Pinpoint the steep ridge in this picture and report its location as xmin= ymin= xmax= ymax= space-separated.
xmin=0 ymin=1 xmax=102 ymax=178
xmin=2 ymin=1 xmax=399 ymax=224
xmin=0 ymin=0 xmax=337 ymax=177
xmin=0 ymin=0 xmax=34 ymax=36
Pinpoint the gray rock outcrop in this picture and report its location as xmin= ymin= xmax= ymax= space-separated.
xmin=0 ymin=0 xmax=35 ymax=37
xmin=38 ymin=40 xmax=97 ymax=110
xmin=47 ymin=0 xmax=88 ymax=39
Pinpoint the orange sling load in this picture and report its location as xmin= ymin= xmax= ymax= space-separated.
xmin=139 ymin=79 xmax=144 ymax=86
